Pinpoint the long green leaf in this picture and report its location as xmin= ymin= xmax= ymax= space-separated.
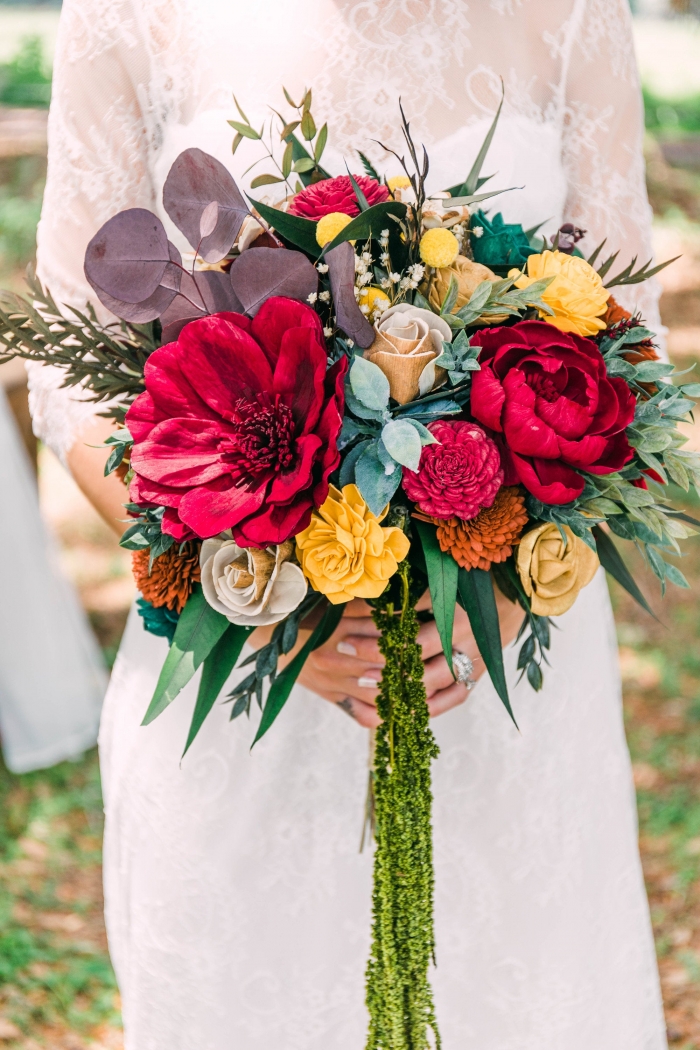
xmin=457 ymin=567 xmax=516 ymax=726
xmin=415 ymin=519 xmax=458 ymax=676
xmin=253 ymin=602 xmax=345 ymax=744
xmin=247 ymin=197 xmax=319 ymax=255
xmin=321 ymin=201 xmax=407 ymax=255
xmin=592 ymin=525 xmax=658 ymax=620
xmin=455 ymin=85 xmax=504 ymax=197
xmin=182 ymin=622 xmax=252 ymax=756
xmin=142 ymin=587 xmax=229 ymax=726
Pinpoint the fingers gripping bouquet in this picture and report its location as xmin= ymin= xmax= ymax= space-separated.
xmin=2 ymin=88 xmax=697 ymax=1048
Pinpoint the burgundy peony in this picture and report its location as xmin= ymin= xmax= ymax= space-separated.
xmin=288 ymin=175 xmax=389 ymax=220
xmin=126 ymin=297 xmax=346 ymax=546
xmin=402 ymin=420 xmax=503 ymax=520
xmin=469 ymin=321 xmax=636 ymax=505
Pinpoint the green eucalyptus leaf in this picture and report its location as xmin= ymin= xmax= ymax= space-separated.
xmin=355 ymin=442 xmax=402 ymax=515
xmin=380 ymin=418 xmax=423 ymax=470
xmin=350 ymin=355 xmax=390 ymax=411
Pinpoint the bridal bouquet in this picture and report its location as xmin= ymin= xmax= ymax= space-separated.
xmin=2 ymin=90 xmax=697 ymax=1049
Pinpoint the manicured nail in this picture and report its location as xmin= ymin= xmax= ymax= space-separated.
xmin=358 ymin=675 xmax=380 ymax=689
xmin=337 ymin=641 xmax=358 ymax=656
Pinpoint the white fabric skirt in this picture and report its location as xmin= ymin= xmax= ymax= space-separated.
xmin=99 ymin=570 xmax=667 ymax=1050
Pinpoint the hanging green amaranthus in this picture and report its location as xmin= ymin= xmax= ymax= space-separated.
xmin=366 ymin=561 xmax=441 ymax=1050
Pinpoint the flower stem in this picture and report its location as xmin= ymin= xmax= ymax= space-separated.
xmin=365 ymin=562 xmax=441 ymax=1050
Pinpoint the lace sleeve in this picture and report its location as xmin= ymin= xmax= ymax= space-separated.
xmin=560 ymin=0 xmax=663 ymax=342
xmin=30 ymin=0 xmax=155 ymax=463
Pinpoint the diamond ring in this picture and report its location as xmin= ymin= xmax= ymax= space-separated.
xmin=452 ymin=650 xmax=476 ymax=691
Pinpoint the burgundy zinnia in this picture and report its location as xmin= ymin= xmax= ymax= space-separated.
xmin=126 ymin=298 xmax=346 ymax=546
xmin=288 ymin=175 xmax=389 ymax=220
xmin=402 ymin=420 xmax=503 ymax=520
xmin=469 ymin=321 xmax=636 ymax=505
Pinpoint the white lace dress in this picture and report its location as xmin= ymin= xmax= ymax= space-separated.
xmin=30 ymin=1 xmax=669 ymax=1047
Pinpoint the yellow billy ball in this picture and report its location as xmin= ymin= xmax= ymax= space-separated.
xmin=316 ymin=211 xmax=353 ymax=248
xmin=419 ymin=227 xmax=460 ymax=269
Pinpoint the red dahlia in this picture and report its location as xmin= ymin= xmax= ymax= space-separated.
xmin=288 ymin=175 xmax=389 ymax=220
xmin=402 ymin=420 xmax=503 ymax=520
xmin=126 ymin=298 xmax=346 ymax=546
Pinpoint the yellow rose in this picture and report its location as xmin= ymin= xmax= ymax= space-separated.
xmin=426 ymin=255 xmax=499 ymax=315
xmin=516 ymin=523 xmax=599 ymax=616
xmin=296 ymin=484 xmax=410 ymax=604
xmin=511 ymin=250 xmax=609 ymax=337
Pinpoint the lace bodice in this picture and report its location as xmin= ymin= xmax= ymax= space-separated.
xmin=30 ymin=0 xmax=661 ymax=461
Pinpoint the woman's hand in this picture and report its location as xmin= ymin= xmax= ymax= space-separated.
xmin=282 ymin=587 xmax=525 ymax=729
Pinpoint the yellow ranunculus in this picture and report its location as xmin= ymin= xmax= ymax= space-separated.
xmin=388 ymin=175 xmax=411 ymax=194
xmin=419 ymin=228 xmax=459 ymax=269
xmin=516 ymin=523 xmax=599 ymax=616
xmin=316 ymin=211 xmax=353 ymax=247
xmin=511 ymin=250 xmax=609 ymax=337
xmin=296 ymin=484 xmax=410 ymax=604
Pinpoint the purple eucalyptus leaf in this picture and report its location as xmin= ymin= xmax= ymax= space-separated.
xmin=199 ymin=200 xmax=219 ymax=240
xmin=159 ymin=268 xmax=244 ymax=342
xmin=230 ymin=247 xmax=318 ymax=317
xmin=85 ymin=242 xmax=182 ymax=323
xmin=325 ymin=241 xmax=375 ymax=348
xmin=84 ymin=208 xmax=170 ymax=303
xmin=163 ymin=148 xmax=249 ymax=263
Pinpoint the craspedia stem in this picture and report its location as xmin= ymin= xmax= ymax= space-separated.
xmin=365 ymin=562 xmax=441 ymax=1050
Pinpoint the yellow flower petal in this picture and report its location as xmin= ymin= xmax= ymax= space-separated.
xmin=512 ymin=250 xmax=609 ymax=338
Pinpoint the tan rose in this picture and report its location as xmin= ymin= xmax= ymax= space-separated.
xmin=516 ymin=523 xmax=599 ymax=616
xmin=365 ymin=303 xmax=452 ymax=405
xmin=426 ymin=255 xmax=499 ymax=314
xmin=200 ymin=535 xmax=307 ymax=626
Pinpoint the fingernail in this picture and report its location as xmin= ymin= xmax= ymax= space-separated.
xmin=337 ymin=641 xmax=358 ymax=656
xmin=358 ymin=675 xmax=380 ymax=689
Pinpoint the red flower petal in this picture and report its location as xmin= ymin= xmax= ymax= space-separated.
xmin=251 ymin=296 xmax=325 ymax=368
xmin=511 ymin=452 xmax=585 ymax=504
xmin=132 ymin=418 xmax=230 ymax=487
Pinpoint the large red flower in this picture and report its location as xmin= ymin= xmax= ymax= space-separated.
xmin=126 ymin=298 xmax=346 ymax=546
xmin=469 ymin=321 xmax=635 ymax=504
xmin=288 ymin=175 xmax=389 ymax=220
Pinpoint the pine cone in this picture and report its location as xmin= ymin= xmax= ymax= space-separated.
xmin=132 ymin=542 xmax=201 ymax=613
xmin=418 ymin=487 xmax=528 ymax=571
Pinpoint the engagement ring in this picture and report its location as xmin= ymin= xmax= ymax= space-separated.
xmin=452 ymin=650 xmax=476 ymax=691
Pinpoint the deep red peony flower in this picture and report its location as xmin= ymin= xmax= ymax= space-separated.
xmin=469 ymin=321 xmax=636 ymax=505
xmin=402 ymin=420 xmax=503 ymax=520
xmin=126 ymin=298 xmax=347 ymax=546
xmin=288 ymin=175 xmax=389 ymax=220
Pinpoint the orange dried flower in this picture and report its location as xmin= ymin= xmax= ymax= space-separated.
xmin=422 ymin=487 xmax=528 ymax=571
xmin=132 ymin=542 xmax=201 ymax=613
xmin=603 ymin=296 xmax=632 ymax=327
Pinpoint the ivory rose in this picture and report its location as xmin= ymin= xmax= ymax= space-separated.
xmin=516 ymin=523 xmax=599 ymax=616
xmin=295 ymin=484 xmax=410 ymax=604
xmin=365 ymin=303 xmax=452 ymax=405
xmin=200 ymin=536 xmax=306 ymax=626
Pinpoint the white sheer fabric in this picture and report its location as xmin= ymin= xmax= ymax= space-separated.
xmin=0 ymin=389 xmax=106 ymax=772
xmin=32 ymin=1 xmax=668 ymax=1046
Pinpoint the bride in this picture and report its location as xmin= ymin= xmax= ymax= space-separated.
xmin=30 ymin=1 xmax=668 ymax=1047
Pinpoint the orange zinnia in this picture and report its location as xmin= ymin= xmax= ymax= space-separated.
xmin=422 ymin=487 xmax=528 ymax=572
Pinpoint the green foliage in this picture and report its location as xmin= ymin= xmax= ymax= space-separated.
xmin=184 ymin=623 xmax=252 ymax=755
xmin=457 ymin=567 xmax=514 ymax=724
xmin=0 ymin=36 xmax=51 ymax=108
xmin=643 ymin=86 xmax=700 ymax=135
xmin=366 ymin=563 xmax=440 ymax=1050
xmin=0 ymin=268 xmax=157 ymax=407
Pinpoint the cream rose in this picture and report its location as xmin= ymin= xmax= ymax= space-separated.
xmin=365 ymin=303 xmax=452 ymax=405
xmin=516 ymin=523 xmax=599 ymax=617
xmin=200 ymin=536 xmax=307 ymax=626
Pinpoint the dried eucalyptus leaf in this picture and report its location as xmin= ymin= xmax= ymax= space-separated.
xmin=230 ymin=247 xmax=318 ymax=316
xmin=326 ymin=241 xmax=375 ymax=349
xmin=163 ymin=148 xmax=249 ymax=263
xmin=84 ymin=208 xmax=172 ymax=304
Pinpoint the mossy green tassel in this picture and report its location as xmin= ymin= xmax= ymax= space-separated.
xmin=365 ymin=562 xmax=441 ymax=1050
